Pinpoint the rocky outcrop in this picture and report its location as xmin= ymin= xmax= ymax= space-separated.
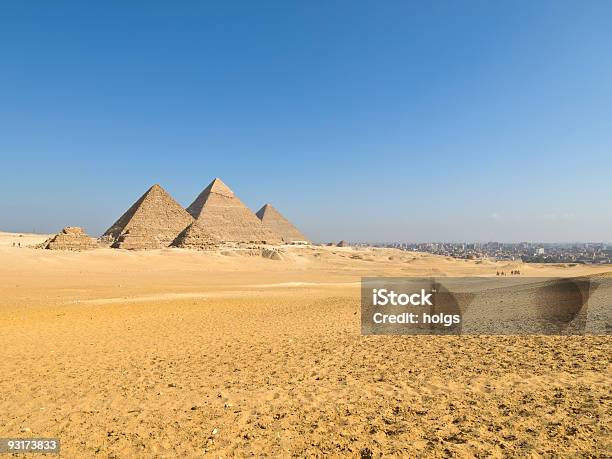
xmin=261 ymin=247 xmax=283 ymax=260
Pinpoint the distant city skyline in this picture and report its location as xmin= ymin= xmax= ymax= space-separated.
xmin=1 ymin=2 xmax=611 ymax=242
xmin=369 ymin=241 xmax=612 ymax=265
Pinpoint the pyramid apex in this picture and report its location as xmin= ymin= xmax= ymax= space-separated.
xmin=206 ymin=177 xmax=234 ymax=197
xmin=141 ymin=184 xmax=173 ymax=200
xmin=145 ymin=183 xmax=166 ymax=193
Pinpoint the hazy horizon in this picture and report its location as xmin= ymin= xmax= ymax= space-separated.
xmin=1 ymin=2 xmax=611 ymax=242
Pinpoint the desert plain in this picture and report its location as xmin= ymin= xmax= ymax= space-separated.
xmin=0 ymin=232 xmax=610 ymax=458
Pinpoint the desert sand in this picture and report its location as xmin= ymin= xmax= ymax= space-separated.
xmin=1 ymin=232 xmax=610 ymax=458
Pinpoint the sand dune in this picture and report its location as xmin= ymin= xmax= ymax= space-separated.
xmin=1 ymin=233 xmax=610 ymax=457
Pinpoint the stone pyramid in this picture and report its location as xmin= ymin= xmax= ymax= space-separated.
xmin=103 ymin=184 xmax=194 ymax=249
xmin=255 ymin=204 xmax=309 ymax=243
xmin=44 ymin=227 xmax=98 ymax=251
xmin=186 ymin=178 xmax=282 ymax=244
xmin=171 ymin=220 xmax=220 ymax=250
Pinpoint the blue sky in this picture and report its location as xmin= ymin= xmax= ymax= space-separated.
xmin=1 ymin=1 xmax=611 ymax=242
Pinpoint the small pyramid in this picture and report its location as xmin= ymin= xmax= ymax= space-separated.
xmin=44 ymin=227 xmax=98 ymax=251
xmin=103 ymin=184 xmax=194 ymax=249
xmin=186 ymin=178 xmax=282 ymax=244
xmin=255 ymin=204 xmax=309 ymax=243
xmin=171 ymin=220 xmax=220 ymax=250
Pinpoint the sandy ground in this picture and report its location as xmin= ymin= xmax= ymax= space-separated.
xmin=0 ymin=232 xmax=610 ymax=458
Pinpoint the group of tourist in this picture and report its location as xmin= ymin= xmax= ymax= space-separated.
xmin=496 ymin=270 xmax=521 ymax=276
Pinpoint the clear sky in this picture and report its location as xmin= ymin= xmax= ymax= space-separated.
xmin=1 ymin=1 xmax=611 ymax=242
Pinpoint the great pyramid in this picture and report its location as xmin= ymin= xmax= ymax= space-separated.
xmin=103 ymin=184 xmax=194 ymax=249
xmin=186 ymin=178 xmax=282 ymax=244
xmin=255 ymin=204 xmax=309 ymax=243
xmin=171 ymin=220 xmax=220 ymax=250
xmin=44 ymin=227 xmax=98 ymax=251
